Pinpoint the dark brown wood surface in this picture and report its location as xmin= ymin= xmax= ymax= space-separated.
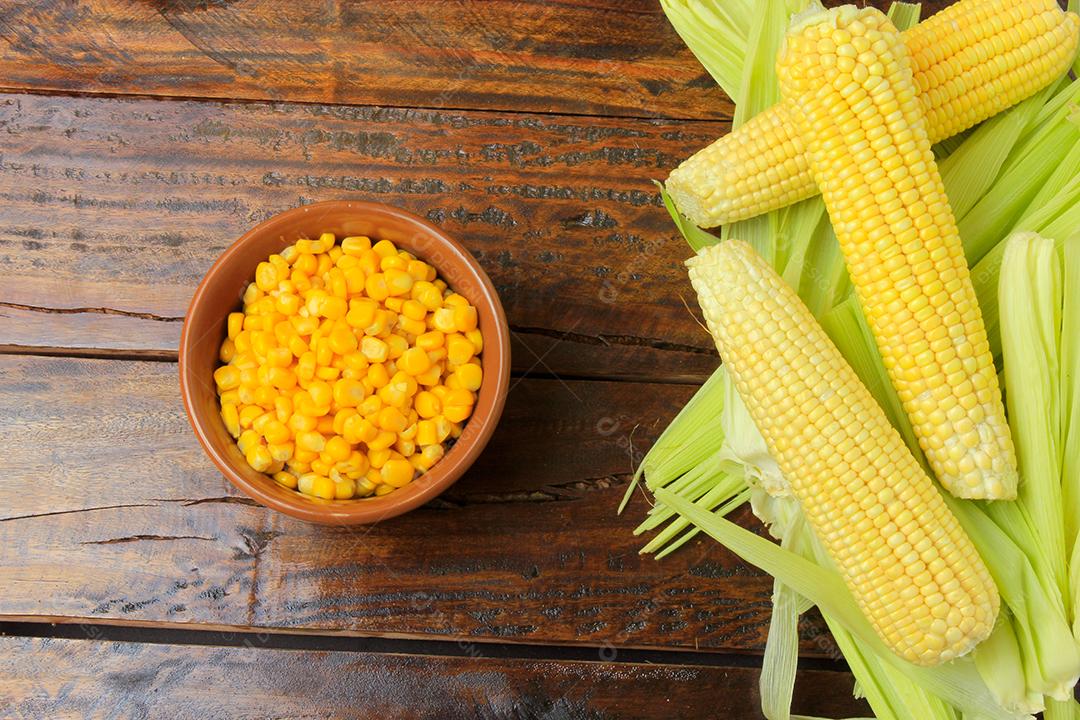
xmin=0 ymin=0 xmax=727 ymax=120
xmin=0 ymin=636 xmax=867 ymax=719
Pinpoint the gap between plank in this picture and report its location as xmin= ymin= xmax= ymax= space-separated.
xmin=0 ymin=84 xmax=733 ymax=125
xmin=0 ymin=619 xmax=849 ymax=674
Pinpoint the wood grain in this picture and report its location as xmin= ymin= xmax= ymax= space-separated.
xmin=0 ymin=636 xmax=866 ymax=719
xmin=0 ymin=354 xmax=839 ymax=655
xmin=0 ymin=0 xmax=728 ymax=120
xmin=0 ymin=91 xmax=720 ymax=381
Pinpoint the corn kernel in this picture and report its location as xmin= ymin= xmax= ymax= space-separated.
xmin=361 ymin=336 xmax=389 ymax=362
xmin=380 ymin=254 xmax=408 ymax=272
xmin=311 ymin=475 xmax=336 ymax=500
xmin=398 ymin=347 xmax=431 ymax=376
xmin=325 ymin=435 xmax=352 ymax=462
xmin=377 ymin=406 xmax=409 ymax=433
xmin=246 ymin=443 xmax=273 ymax=472
xmin=382 ymin=459 xmax=414 ymax=488
xmin=368 ymin=448 xmax=391 ymax=470
xmin=368 ymin=430 xmax=397 ymax=451
xmin=446 ymin=334 xmax=475 ymax=365
xmin=385 ymin=268 xmax=414 ymax=296
xmin=456 ymin=363 xmax=483 ymax=391
xmin=372 ymin=239 xmax=397 ymax=258
xmin=365 ymin=273 xmax=390 ymax=302
xmin=334 ymin=478 xmax=356 ymax=499
xmin=268 ymin=441 xmax=294 ymax=463
xmin=346 ymin=299 xmax=377 ymax=329
xmin=219 ymin=338 xmax=236 ymax=363
xmin=316 ymin=415 xmax=336 ymax=436
xmin=221 ymin=403 xmax=241 ymax=438
xmin=432 ymin=308 xmax=456 ymax=333
xmin=214 ymin=365 xmax=240 ymax=390
xmin=397 ymin=315 xmax=427 ymax=337
xmin=341 ymin=236 xmax=371 ymax=256
xmin=415 ymin=391 xmax=441 ymax=419
xmin=274 ymin=471 xmax=298 ymax=489
xmin=453 ymin=305 xmax=478 ymax=332
xmin=289 ymin=413 xmax=317 ymax=433
xmin=296 ymin=430 xmax=327 ymax=453
xmin=310 ymin=459 xmax=332 ymax=477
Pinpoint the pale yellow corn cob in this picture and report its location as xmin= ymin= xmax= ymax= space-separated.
xmin=776 ymin=5 xmax=1017 ymax=499
xmin=687 ymin=239 xmax=998 ymax=665
xmin=667 ymin=0 xmax=1080 ymax=228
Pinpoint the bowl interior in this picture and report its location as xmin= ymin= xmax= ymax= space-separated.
xmin=180 ymin=201 xmax=510 ymax=524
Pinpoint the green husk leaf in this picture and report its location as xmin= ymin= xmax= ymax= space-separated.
xmin=658 ymin=0 xmax=751 ymax=101
xmin=656 ymin=181 xmax=719 ymax=253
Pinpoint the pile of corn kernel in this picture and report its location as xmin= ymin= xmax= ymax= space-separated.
xmin=213 ymin=232 xmax=483 ymax=500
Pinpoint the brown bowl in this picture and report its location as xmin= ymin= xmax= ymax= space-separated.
xmin=179 ymin=200 xmax=511 ymax=525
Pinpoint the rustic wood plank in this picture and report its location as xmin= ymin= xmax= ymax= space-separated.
xmin=0 ymin=636 xmax=867 ymax=719
xmin=0 ymin=354 xmax=836 ymax=655
xmin=0 ymin=91 xmax=720 ymax=381
xmin=0 ymin=0 xmax=729 ymax=120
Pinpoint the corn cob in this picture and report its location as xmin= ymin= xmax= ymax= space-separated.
xmin=775 ymin=5 xmax=1017 ymax=500
xmin=687 ymin=239 xmax=998 ymax=665
xmin=667 ymin=0 xmax=1080 ymax=228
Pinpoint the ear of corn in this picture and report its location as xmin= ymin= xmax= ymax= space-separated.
xmin=666 ymin=0 xmax=1080 ymax=228
xmin=776 ymin=4 xmax=1018 ymax=500
xmin=687 ymin=239 xmax=998 ymax=666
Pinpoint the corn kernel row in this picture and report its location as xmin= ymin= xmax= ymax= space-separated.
xmin=214 ymin=232 xmax=483 ymax=500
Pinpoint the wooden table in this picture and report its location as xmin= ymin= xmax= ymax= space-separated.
xmin=0 ymin=1 xmax=937 ymax=716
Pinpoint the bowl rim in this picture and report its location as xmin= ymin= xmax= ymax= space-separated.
xmin=179 ymin=199 xmax=511 ymax=525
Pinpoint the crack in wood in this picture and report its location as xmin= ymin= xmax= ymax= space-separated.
xmin=0 ymin=301 xmax=183 ymax=322
xmin=433 ymin=474 xmax=629 ymax=508
xmin=0 ymin=503 xmax=160 ymax=523
xmin=80 ymin=534 xmax=215 ymax=545
xmin=512 ymin=325 xmax=711 ymax=355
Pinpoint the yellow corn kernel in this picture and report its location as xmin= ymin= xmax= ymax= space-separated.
xmin=432 ymin=308 xmax=456 ymax=333
xmin=380 ymin=254 xmax=408 ymax=272
xmin=381 ymin=459 xmax=414 ymax=488
xmin=334 ymin=477 xmax=356 ymax=499
xmin=394 ymin=315 xmax=425 ymax=337
xmin=412 ymin=281 xmax=443 ymax=311
xmin=374 ymin=483 xmax=395 ymax=496
xmin=252 ymin=411 xmax=276 ymax=437
xmin=397 ymin=347 xmax=431 ymax=376
xmin=274 ymin=471 xmax=299 ymax=489
xmin=386 ymin=333 xmax=409 ymax=360
xmin=296 ymin=430 xmax=327 ymax=453
xmin=315 ymin=253 xmax=333 ymax=276
xmin=245 ymin=443 xmax=273 ymax=473
xmin=343 ymin=414 xmax=378 ymax=445
xmin=310 ymin=458 xmax=332 ymax=477
xmin=289 ymin=413 xmax=317 ymax=434
xmin=406 ymin=259 xmax=431 ymax=281
xmin=295 ymin=252 xmax=318 ymax=276
xmin=227 ymin=312 xmax=245 ymax=339
xmin=214 ymin=365 xmax=240 ymax=391
xmin=368 ymin=430 xmax=397 ymax=451
xmin=385 ymin=268 xmax=414 ymax=296
xmin=377 ymin=406 xmax=409 ymax=433
xmin=262 ymin=418 xmax=290 ymax=445
xmin=255 ymin=261 xmax=279 ymax=292
xmin=265 ymin=347 xmax=291 ymax=369
xmin=238 ymin=404 xmax=263 ymax=429
xmin=372 ymin=239 xmax=397 ymax=258
xmin=345 ymin=299 xmax=377 ymax=329
xmin=326 ymin=326 xmax=357 ymax=355
xmin=219 ymin=338 xmax=236 ymax=363
xmin=415 ymin=364 xmax=442 ymax=387
xmin=446 ymin=334 xmax=475 ymax=365
xmin=394 ymin=436 xmax=416 ymax=457
xmin=274 ymin=395 xmax=293 ymax=423
xmin=343 ymin=266 xmax=366 ymax=295
xmin=268 ymin=441 xmax=294 ymax=463
xmin=366 ymin=309 xmax=393 ymax=337
xmin=310 ymin=475 xmax=336 ymax=500
xmin=341 ymin=236 xmax=371 ymax=256
xmin=221 ymin=403 xmax=241 ymax=438
xmin=384 ymin=297 xmax=404 ymax=313
xmin=361 ymin=337 xmax=389 ymax=363
xmin=365 ymin=273 xmax=390 ymax=302
xmin=379 ymin=371 xmax=418 ymax=407
xmin=320 ymin=296 xmax=348 ymax=321
xmin=368 ymin=447 xmax=392 ymax=469
xmin=414 ymin=391 xmax=441 ymax=419
xmin=324 ymin=435 xmax=352 ymax=462
xmin=414 ymin=334 xmax=444 ymax=354
xmin=305 ymin=380 xmax=330 ymax=408
xmin=236 ymin=428 xmax=260 ymax=455
xmin=297 ymin=472 xmax=317 ymax=496
xmin=455 ymin=363 xmax=483 ymax=392
xmin=452 ymin=305 xmax=478 ymax=332
xmin=317 ymin=415 xmax=337 ymax=436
